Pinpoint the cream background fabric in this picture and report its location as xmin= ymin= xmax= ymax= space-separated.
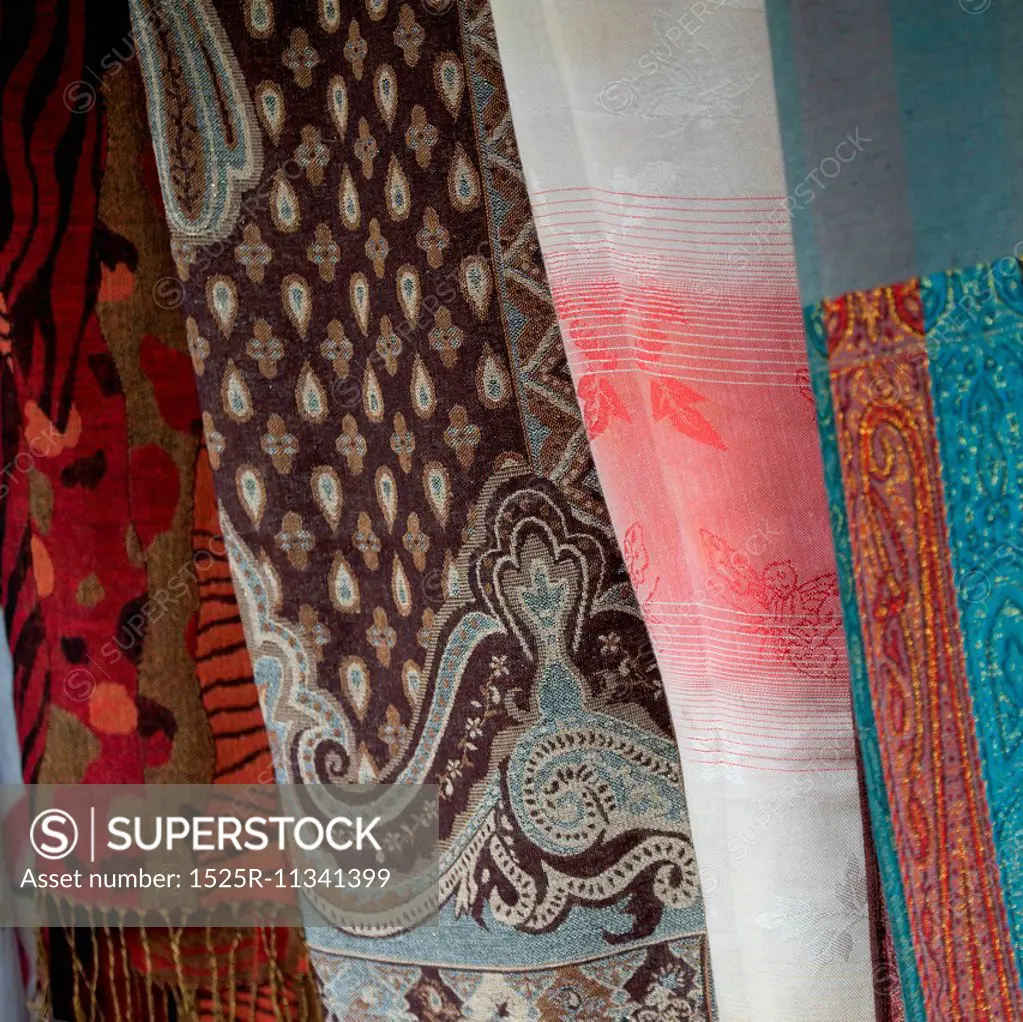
xmin=488 ymin=2 xmax=875 ymax=1018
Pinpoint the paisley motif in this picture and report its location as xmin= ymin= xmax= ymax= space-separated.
xmin=409 ymin=354 xmax=436 ymax=419
xmin=819 ymin=275 xmax=1023 ymax=1020
xmin=282 ymin=273 xmax=312 ymax=338
xmin=296 ymin=362 xmax=329 ymax=423
xmin=255 ymin=81 xmax=286 ymax=144
xmin=224 ymin=463 xmax=697 ymax=941
xmin=475 ymin=346 xmax=510 ymax=409
xmin=328 ymin=75 xmax=349 ymax=140
xmin=270 ymin=173 xmax=301 ymax=233
xmin=338 ymin=163 xmax=361 ymax=231
xmin=134 ymin=0 xmax=706 ymax=1000
xmin=221 ymin=359 xmax=254 ymax=422
xmin=311 ymin=466 xmax=344 ymax=531
xmin=447 ymin=142 xmax=481 ymax=212
xmin=245 ymin=0 xmax=274 ymax=39
xmin=206 ymin=275 xmax=238 ymax=336
xmin=235 ymin=464 xmax=267 ymax=527
xmin=129 ymin=0 xmax=264 ymax=243
xmin=349 ymin=272 xmax=371 ymax=335
xmin=924 ymin=260 xmax=1023 ymax=975
xmin=385 ymin=155 xmax=413 ymax=222
xmin=459 ymin=254 xmax=492 ymax=320
xmin=434 ymin=52 xmax=464 ymax=119
xmin=320 ymin=0 xmax=342 ymax=33
xmin=374 ymin=64 xmax=399 ymax=130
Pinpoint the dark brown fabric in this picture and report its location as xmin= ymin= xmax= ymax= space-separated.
xmin=131 ymin=0 xmax=709 ymax=1015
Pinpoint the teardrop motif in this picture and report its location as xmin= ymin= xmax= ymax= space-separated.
xmin=363 ymin=362 xmax=384 ymax=422
xmin=282 ymin=274 xmax=312 ymax=338
xmin=434 ymin=53 xmax=464 ymax=119
xmin=476 ymin=346 xmax=511 ymax=409
xmin=350 ymin=273 xmax=371 ymax=335
xmin=356 ymin=745 xmax=379 ymax=783
xmin=410 ymin=354 xmax=436 ymax=419
xmin=395 ymin=265 xmax=420 ymax=325
xmin=235 ymin=464 xmax=266 ymax=527
xmin=374 ymin=64 xmax=399 ymax=130
xmin=423 ymin=461 xmax=450 ymax=527
xmin=221 ymin=360 xmax=254 ymax=422
xmin=255 ymin=82 xmax=286 ymax=144
xmin=311 ymin=466 xmax=343 ymax=531
xmin=402 ymin=660 xmax=422 ymax=706
xmin=340 ymin=657 xmax=370 ymax=718
xmin=245 ymin=0 xmax=274 ymax=38
xmin=338 ymin=164 xmax=361 ymax=231
xmin=385 ymin=156 xmax=412 ymax=222
xmin=206 ymin=276 xmax=238 ymax=337
xmin=375 ymin=466 xmax=398 ymax=532
xmin=391 ymin=556 xmax=412 ymax=617
xmin=296 ymin=362 xmax=329 ymax=423
xmin=320 ymin=0 xmax=341 ymax=32
xmin=328 ymin=76 xmax=349 ymax=139
xmin=445 ymin=553 xmax=460 ymax=599
xmin=270 ymin=174 xmax=301 ymax=233
xmin=330 ymin=553 xmax=361 ymax=612
xmin=448 ymin=143 xmax=481 ymax=212
xmin=459 ymin=255 xmax=492 ymax=321
xmin=366 ymin=0 xmax=388 ymax=19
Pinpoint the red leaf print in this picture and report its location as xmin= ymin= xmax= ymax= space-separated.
xmin=577 ymin=374 xmax=630 ymax=438
xmin=650 ymin=378 xmax=726 ymax=450
xmin=623 ymin=523 xmax=650 ymax=588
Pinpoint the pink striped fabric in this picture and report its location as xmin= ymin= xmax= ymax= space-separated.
xmin=490 ymin=2 xmax=877 ymax=1019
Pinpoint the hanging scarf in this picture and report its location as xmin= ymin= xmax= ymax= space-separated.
xmin=128 ymin=0 xmax=713 ymax=1017
xmin=0 ymin=3 xmax=317 ymax=1016
xmin=486 ymin=1 xmax=899 ymax=1018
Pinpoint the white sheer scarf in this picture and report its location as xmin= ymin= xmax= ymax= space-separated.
xmin=489 ymin=2 xmax=875 ymax=1018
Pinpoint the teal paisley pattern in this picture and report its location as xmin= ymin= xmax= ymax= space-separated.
xmin=223 ymin=459 xmax=702 ymax=956
xmin=923 ymin=257 xmax=1023 ymax=980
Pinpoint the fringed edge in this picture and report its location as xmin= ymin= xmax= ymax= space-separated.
xmin=37 ymin=921 xmax=323 ymax=1021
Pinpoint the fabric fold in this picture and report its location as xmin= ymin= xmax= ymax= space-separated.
xmin=487 ymin=1 xmax=884 ymax=1018
xmin=764 ymin=3 xmax=1023 ymax=1017
xmin=0 ymin=2 xmax=317 ymax=1015
xmin=128 ymin=0 xmax=714 ymax=1017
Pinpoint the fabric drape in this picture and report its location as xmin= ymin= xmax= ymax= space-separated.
xmin=0 ymin=620 xmax=28 ymax=1022
xmin=127 ymin=0 xmax=713 ymax=1018
xmin=0 ymin=2 xmax=317 ymax=1015
xmin=764 ymin=2 xmax=1023 ymax=1018
xmin=487 ymin=1 xmax=893 ymax=1018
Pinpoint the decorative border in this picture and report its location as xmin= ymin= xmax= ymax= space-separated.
xmin=807 ymin=277 xmax=1023 ymax=1020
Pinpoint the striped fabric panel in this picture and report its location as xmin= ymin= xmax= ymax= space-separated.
xmin=807 ymin=269 xmax=1023 ymax=1021
xmin=191 ymin=443 xmax=274 ymax=785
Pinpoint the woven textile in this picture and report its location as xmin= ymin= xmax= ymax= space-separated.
xmin=0 ymin=3 xmax=315 ymax=1016
xmin=806 ymin=261 xmax=1023 ymax=1022
xmin=763 ymin=4 xmax=1023 ymax=1017
xmin=766 ymin=0 xmax=1023 ymax=304
xmin=128 ymin=0 xmax=712 ymax=1018
xmin=486 ymin=0 xmax=892 ymax=1019
xmin=0 ymin=620 xmax=28 ymax=1022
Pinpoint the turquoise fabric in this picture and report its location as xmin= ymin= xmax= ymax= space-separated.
xmin=0 ymin=618 xmax=28 ymax=1022
xmin=766 ymin=0 xmax=1023 ymax=304
xmin=922 ymin=259 xmax=1023 ymax=982
xmin=804 ymin=305 xmax=926 ymax=1022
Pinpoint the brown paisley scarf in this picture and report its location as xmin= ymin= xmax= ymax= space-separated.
xmin=127 ymin=0 xmax=711 ymax=1018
